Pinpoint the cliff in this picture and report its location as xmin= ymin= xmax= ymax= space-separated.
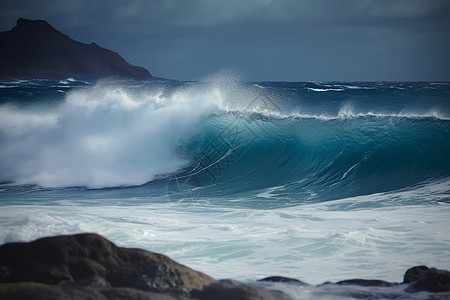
xmin=0 ymin=18 xmax=154 ymax=80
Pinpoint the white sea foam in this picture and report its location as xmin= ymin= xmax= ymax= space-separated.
xmin=1 ymin=80 xmax=449 ymax=300
xmin=0 ymin=83 xmax=225 ymax=188
xmin=1 ymin=185 xmax=449 ymax=285
xmin=0 ymin=79 xmax=291 ymax=187
xmin=307 ymin=87 xmax=345 ymax=92
xmin=1 ymin=81 xmax=449 ymax=188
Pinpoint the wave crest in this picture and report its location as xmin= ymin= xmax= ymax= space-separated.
xmin=1 ymin=80 xmax=449 ymax=192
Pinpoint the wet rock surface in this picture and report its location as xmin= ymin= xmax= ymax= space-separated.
xmin=1 ymin=233 xmax=449 ymax=299
xmin=404 ymin=265 xmax=450 ymax=293
xmin=0 ymin=233 xmax=214 ymax=297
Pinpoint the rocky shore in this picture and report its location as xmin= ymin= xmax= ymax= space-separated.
xmin=0 ymin=233 xmax=449 ymax=299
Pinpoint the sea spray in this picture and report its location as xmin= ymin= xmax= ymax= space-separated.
xmin=1 ymin=80 xmax=450 ymax=294
xmin=1 ymin=80 xmax=450 ymax=194
xmin=0 ymin=82 xmax=222 ymax=187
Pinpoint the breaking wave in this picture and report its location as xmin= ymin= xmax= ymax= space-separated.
xmin=0 ymin=80 xmax=449 ymax=201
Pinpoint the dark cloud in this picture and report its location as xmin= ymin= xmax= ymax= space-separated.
xmin=1 ymin=0 xmax=449 ymax=81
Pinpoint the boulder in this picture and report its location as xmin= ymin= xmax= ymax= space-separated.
xmin=2 ymin=234 xmax=450 ymax=299
xmin=0 ymin=233 xmax=215 ymax=295
xmin=0 ymin=283 xmax=190 ymax=300
xmin=191 ymin=280 xmax=291 ymax=300
xmin=404 ymin=265 xmax=450 ymax=292
xmin=335 ymin=279 xmax=395 ymax=287
xmin=258 ymin=276 xmax=308 ymax=285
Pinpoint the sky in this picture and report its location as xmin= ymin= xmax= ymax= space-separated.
xmin=1 ymin=0 xmax=449 ymax=81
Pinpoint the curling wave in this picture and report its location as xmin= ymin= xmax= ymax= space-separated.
xmin=168 ymin=112 xmax=450 ymax=202
xmin=0 ymin=80 xmax=449 ymax=199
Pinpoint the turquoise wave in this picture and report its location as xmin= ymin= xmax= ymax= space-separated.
xmin=1 ymin=79 xmax=449 ymax=197
xmin=168 ymin=113 xmax=450 ymax=203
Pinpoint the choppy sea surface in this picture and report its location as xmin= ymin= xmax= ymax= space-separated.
xmin=1 ymin=78 xmax=450 ymax=298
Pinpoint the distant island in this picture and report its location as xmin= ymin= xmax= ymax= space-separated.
xmin=0 ymin=18 xmax=156 ymax=80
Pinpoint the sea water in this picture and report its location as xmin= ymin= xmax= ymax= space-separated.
xmin=1 ymin=78 xmax=450 ymax=298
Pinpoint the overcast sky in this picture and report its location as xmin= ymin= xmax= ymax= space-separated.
xmin=1 ymin=0 xmax=449 ymax=81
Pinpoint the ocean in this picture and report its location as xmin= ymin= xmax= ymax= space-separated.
xmin=1 ymin=78 xmax=450 ymax=298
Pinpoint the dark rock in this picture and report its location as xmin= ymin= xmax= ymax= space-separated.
xmin=258 ymin=276 xmax=308 ymax=285
xmin=404 ymin=266 xmax=450 ymax=293
xmin=0 ymin=233 xmax=215 ymax=295
xmin=0 ymin=282 xmax=52 ymax=295
xmin=191 ymin=280 xmax=291 ymax=300
xmin=335 ymin=279 xmax=396 ymax=287
xmin=2 ymin=234 xmax=450 ymax=299
xmin=0 ymin=283 xmax=190 ymax=300
xmin=403 ymin=265 xmax=432 ymax=283
xmin=68 ymin=275 xmax=110 ymax=287
xmin=0 ymin=18 xmax=155 ymax=80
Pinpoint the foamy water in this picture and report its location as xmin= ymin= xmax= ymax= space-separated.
xmin=1 ymin=79 xmax=450 ymax=298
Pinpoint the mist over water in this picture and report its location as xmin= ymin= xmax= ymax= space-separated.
xmin=0 ymin=81 xmax=224 ymax=187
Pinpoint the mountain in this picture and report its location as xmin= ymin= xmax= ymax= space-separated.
xmin=0 ymin=18 xmax=155 ymax=80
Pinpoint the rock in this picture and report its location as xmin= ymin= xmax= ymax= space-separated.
xmin=0 ymin=282 xmax=52 ymax=295
xmin=191 ymin=280 xmax=291 ymax=300
xmin=0 ymin=283 xmax=190 ymax=300
xmin=403 ymin=265 xmax=433 ymax=283
xmin=2 ymin=234 xmax=450 ymax=299
xmin=0 ymin=18 xmax=156 ymax=80
xmin=404 ymin=266 xmax=450 ymax=292
xmin=69 ymin=275 xmax=111 ymax=287
xmin=0 ymin=233 xmax=215 ymax=296
xmin=334 ymin=279 xmax=396 ymax=287
xmin=258 ymin=276 xmax=308 ymax=285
